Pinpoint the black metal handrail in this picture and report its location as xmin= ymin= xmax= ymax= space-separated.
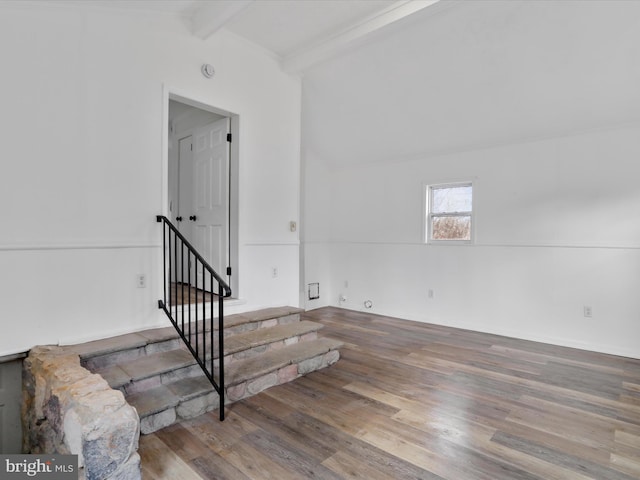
xmin=156 ymin=215 xmax=232 ymax=421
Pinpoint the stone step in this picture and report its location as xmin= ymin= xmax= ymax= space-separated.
xmin=185 ymin=320 xmax=325 ymax=364
xmin=75 ymin=306 xmax=304 ymax=370
xmin=99 ymin=321 xmax=325 ymax=396
xmin=224 ymin=306 xmax=304 ymax=334
xmin=127 ymin=377 xmax=209 ymax=418
xmin=170 ymin=306 xmax=304 ymax=336
xmin=226 ymin=337 xmax=343 ymax=388
xmin=96 ymin=349 xmax=202 ymax=395
xmin=71 ymin=306 xmax=342 ymax=435
xmin=134 ymin=338 xmax=343 ymax=434
xmin=73 ymin=328 xmax=181 ymax=371
xmin=225 ymin=319 xmax=321 ymax=354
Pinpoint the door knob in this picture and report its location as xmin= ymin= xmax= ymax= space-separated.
xmin=189 ymin=215 xmax=197 ymax=221
xmin=176 ymin=216 xmax=183 ymax=222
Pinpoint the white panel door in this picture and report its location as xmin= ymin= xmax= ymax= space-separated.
xmin=178 ymin=136 xmax=194 ymax=239
xmin=192 ymin=118 xmax=230 ymax=292
xmin=176 ymin=136 xmax=194 ymax=284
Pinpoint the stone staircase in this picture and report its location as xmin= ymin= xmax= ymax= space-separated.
xmin=67 ymin=307 xmax=342 ymax=434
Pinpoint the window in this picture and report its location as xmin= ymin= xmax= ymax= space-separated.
xmin=426 ymin=182 xmax=473 ymax=242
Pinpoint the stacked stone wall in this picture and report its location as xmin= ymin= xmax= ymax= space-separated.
xmin=22 ymin=346 xmax=141 ymax=480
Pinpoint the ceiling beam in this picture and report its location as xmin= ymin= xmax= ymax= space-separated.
xmin=282 ymin=0 xmax=445 ymax=74
xmin=191 ymin=0 xmax=255 ymax=40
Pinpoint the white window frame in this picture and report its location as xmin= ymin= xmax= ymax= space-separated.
xmin=425 ymin=181 xmax=474 ymax=244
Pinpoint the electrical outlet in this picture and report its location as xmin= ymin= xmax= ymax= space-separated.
xmin=583 ymin=306 xmax=592 ymax=318
xmin=428 ymin=289 xmax=434 ymax=299
xmin=272 ymin=267 xmax=278 ymax=278
xmin=137 ymin=274 xmax=146 ymax=288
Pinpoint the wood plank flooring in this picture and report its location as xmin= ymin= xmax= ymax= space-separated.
xmin=139 ymin=307 xmax=640 ymax=479
xmin=169 ymin=283 xmax=214 ymax=306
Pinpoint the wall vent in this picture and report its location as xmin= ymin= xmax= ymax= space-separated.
xmin=308 ymin=283 xmax=320 ymax=300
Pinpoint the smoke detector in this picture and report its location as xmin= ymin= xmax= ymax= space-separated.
xmin=201 ymin=64 xmax=215 ymax=79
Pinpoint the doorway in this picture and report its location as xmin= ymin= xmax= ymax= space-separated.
xmin=167 ymin=95 xmax=239 ymax=298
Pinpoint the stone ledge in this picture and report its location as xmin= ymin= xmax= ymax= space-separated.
xmin=177 ymin=320 xmax=324 ymax=363
xmin=170 ymin=307 xmax=304 ymax=336
xmin=226 ymin=348 xmax=341 ymax=402
xmin=66 ymin=306 xmax=304 ymax=367
xmin=226 ymin=337 xmax=343 ymax=386
xmin=230 ymin=306 xmax=304 ymax=323
xmin=96 ymin=349 xmax=196 ymax=389
xmin=67 ymin=334 xmax=148 ymax=359
xmin=22 ymin=345 xmax=141 ymax=480
xmin=167 ymin=375 xmax=215 ymax=402
xmin=126 ymin=385 xmax=180 ymax=418
xmin=224 ymin=320 xmax=324 ymax=355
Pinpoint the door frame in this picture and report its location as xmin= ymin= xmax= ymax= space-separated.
xmin=162 ymin=86 xmax=239 ymax=298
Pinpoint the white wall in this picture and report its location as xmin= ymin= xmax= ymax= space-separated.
xmin=301 ymin=148 xmax=335 ymax=310
xmin=0 ymin=3 xmax=301 ymax=356
xmin=301 ymin=0 xmax=640 ymax=358
xmin=304 ymin=125 xmax=640 ymax=358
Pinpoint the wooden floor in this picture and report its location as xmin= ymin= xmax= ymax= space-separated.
xmin=139 ymin=307 xmax=640 ymax=480
xmin=169 ymin=283 xmax=215 ymax=306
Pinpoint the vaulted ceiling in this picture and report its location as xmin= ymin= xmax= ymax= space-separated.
xmin=300 ymin=0 xmax=640 ymax=167
xmin=30 ymin=1 xmax=640 ymax=167
xmin=41 ymin=0 xmax=440 ymax=73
